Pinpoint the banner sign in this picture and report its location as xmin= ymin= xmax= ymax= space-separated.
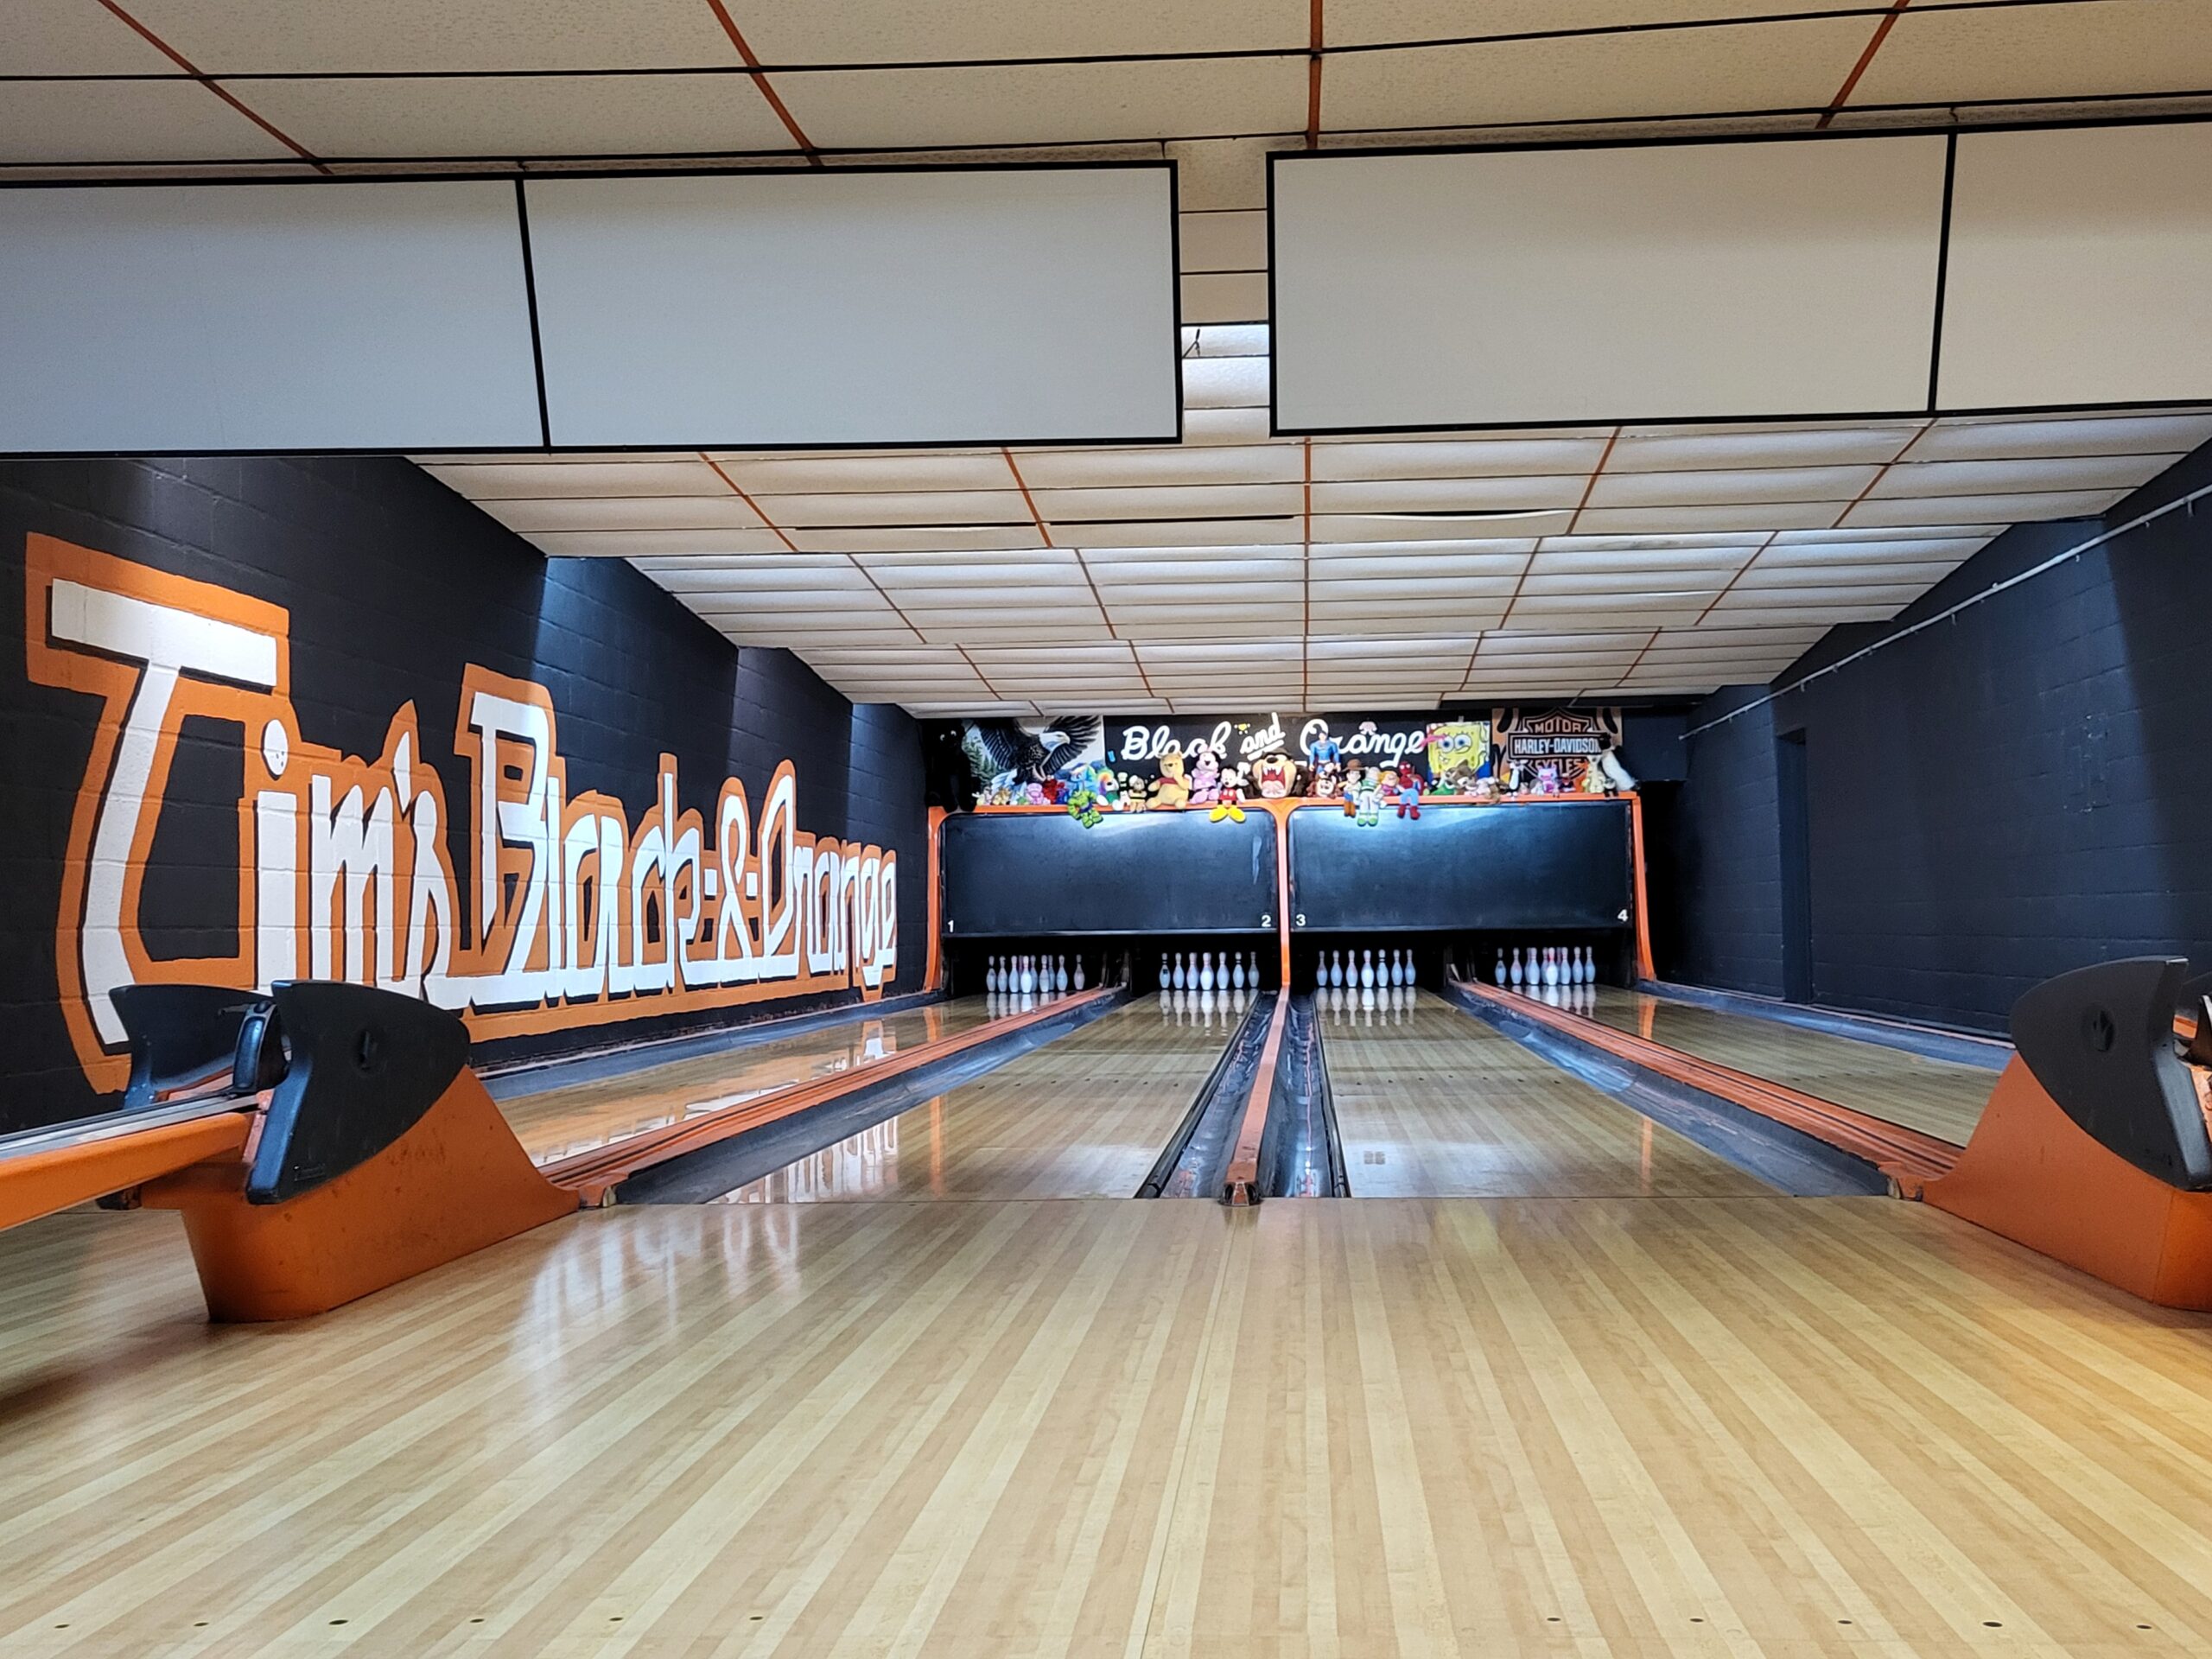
xmin=1492 ymin=708 xmax=1624 ymax=792
xmin=1109 ymin=711 xmax=1489 ymax=785
xmin=25 ymin=536 xmax=897 ymax=1092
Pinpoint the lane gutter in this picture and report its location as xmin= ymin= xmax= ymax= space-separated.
xmin=1448 ymin=976 xmax=1959 ymax=1194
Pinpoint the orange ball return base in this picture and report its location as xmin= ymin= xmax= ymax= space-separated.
xmin=1920 ymin=957 xmax=2212 ymax=1310
xmin=0 ymin=981 xmax=575 ymax=1322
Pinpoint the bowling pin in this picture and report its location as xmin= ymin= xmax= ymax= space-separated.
xmin=986 ymin=956 xmax=999 ymax=993
xmin=1230 ymin=953 xmax=1245 ymax=991
xmin=1356 ymin=949 xmax=1372 ymax=988
xmin=1073 ymin=957 xmax=1086 ymax=991
xmin=1509 ymin=948 xmax=1523 ymax=987
xmin=1395 ymin=949 xmax=1409 ymax=988
xmin=1171 ymin=952 xmax=1185 ymax=990
xmin=1493 ymin=950 xmax=1506 ymax=986
xmin=1583 ymin=945 xmax=1596 ymax=985
xmin=1548 ymin=948 xmax=1563 ymax=988
xmin=1159 ymin=952 xmax=1169 ymax=990
xmin=1056 ymin=955 xmax=1071 ymax=993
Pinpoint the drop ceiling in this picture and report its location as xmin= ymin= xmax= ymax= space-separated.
xmin=15 ymin=1 xmax=2212 ymax=711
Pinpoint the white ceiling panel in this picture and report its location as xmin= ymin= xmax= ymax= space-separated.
xmin=1914 ymin=414 xmax=2212 ymax=462
xmin=785 ymin=526 xmax=1047 ymax=554
xmin=1035 ymin=484 xmax=1304 ymax=522
xmin=740 ymin=0 xmax=1306 ymax=64
xmin=482 ymin=496 xmax=769 ymax=534
xmin=776 ymin=59 xmax=1306 ymax=150
xmin=1607 ymin=425 xmax=1923 ymax=471
xmin=751 ymin=489 xmax=1032 ymax=529
xmin=1568 ymin=503 xmax=1847 ymax=535
xmin=707 ymin=453 xmax=1018 ymax=493
xmin=424 ymin=460 xmax=731 ymax=499
xmin=1013 ymin=446 xmax=1300 ymax=489
xmin=1071 ymin=518 xmax=1301 ymax=547
xmin=0 ymin=83 xmax=299 ymax=165
xmin=1849 ymin=1 xmax=2212 ymax=108
xmin=126 ymin=1 xmax=739 ymax=73
xmin=1310 ymin=438 xmax=1611 ymax=480
xmin=1310 ymin=476 xmax=1589 ymax=514
xmin=244 ymin=74 xmax=801 ymax=160
xmin=1876 ymin=455 xmax=2172 ymax=498
xmin=1588 ymin=465 xmax=1878 ymax=508
xmin=1841 ymin=491 xmax=2125 ymax=527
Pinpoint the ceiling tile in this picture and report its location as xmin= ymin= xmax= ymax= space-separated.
xmin=0 ymin=83 xmax=298 ymax=165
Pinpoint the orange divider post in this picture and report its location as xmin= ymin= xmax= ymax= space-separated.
xmin=1222 ymin=992 xmax=1290 ymax=1206
xmin=1452 ymin=976 xmax=1960 ymax=1190
xmin=540 ymin=982 xmax=1120 ymax=1205
xmin=0 ymin=1111 xmax=251 ymax=1235
xmin=138 ymin=1068 xmax=576 ymax=1323
xmin=1923 ymin=1058 xmax=2212 ymax=1310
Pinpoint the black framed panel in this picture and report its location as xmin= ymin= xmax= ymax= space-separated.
xmin=1287 ymin=802 xmax=1631 ymax=932
xmin=943 ymin=811 xmax=1277 ymax=938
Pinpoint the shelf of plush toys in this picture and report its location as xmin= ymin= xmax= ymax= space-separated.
xmin=971 ymin=771 xmax=1640 ymax=824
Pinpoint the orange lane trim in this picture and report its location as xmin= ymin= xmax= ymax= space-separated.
xmin=0 ymin=1111 xmax=251 ymax=1234
xmin=542 ymin=982 xmax=1119 ymax=1202
xmin=1455 ymin=978 xmax=1960 ymax=1188
xmin=927 ymin=804 xmax=947 ymax=994
xmin=1223 ymin=991 xmax=1290 ymax=1206
xmin=1628 ymin=791 xmax=1656 ymax=982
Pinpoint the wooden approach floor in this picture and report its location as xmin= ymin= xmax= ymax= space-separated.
xmin=1580 ymin=988 xmax=1994 ymax=1146
xmin=6 ymin=1192 xmax=2212 ymax=1656
xmin=497 ymin=999 xmax=999 ymax=1166
xmin=719 ymin=995 xmax=1239 ymax=1203
xmin=1324 ymin=992 xmax=1778 ymax=1200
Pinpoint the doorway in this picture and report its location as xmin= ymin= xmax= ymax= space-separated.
xmin=1776 ymin=727 xmax=1812 ymax=1004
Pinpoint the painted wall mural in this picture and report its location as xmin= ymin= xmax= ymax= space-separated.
xmin=26 ymin=535 xmax=897 ymax=1095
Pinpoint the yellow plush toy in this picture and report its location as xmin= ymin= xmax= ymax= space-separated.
xmin=1150 ymin=748 xmax=1191 ymax=809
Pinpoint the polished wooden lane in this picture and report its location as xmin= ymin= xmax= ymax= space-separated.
xmin=719 ymin=993 xmax=1245 ymax=1203
xmin=497 ymin=999 xmax=1000 ymax=1166
xmin=1580 ymin=986 xmax=1993 ymax=1146
xmin=1321 ymin=991 xmax=1777 ymax=1198
xmin=6 ymin=1196 xmax=2212 ymax=1655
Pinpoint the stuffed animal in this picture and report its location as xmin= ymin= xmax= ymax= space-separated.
xmin=1311 ymin=760 xmax=1344 ymax=802
xmin=982 ymin=769 xmax=1020 ymax=806
xmin=1150 ymin=749 xmax=1190 ymax=809
xmin=1471 ymin=775 xmax=1498 ymax=804
xmin=1188 ymin=746 xmax=1222 ymax=806
xmin=1093 ymin=768 xmax=1125 ymax=812
xmin=1252 ymin=753 xmax=1296 ymax=799
xmin=1342 ymin=765 xmax=1364 ymax=817
xmin=1390 ymin=763 xmax=1422 ymax=820
xmin=1535 ymin=761 xmax=1560 ymax=796
xmin=1211 ymin=764 xmax=1249 ymax=823
xmin=1067 ymin=783 xmax=1103 ymax=828
xmin=1308 ymin=732 xmax=1344 ymax=773
xmin=1353 ymin=770 xmax=1384 ymax=827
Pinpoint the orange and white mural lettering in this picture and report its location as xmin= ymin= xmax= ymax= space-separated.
xmin=25 ymin=536 xmax=897 ymax=1091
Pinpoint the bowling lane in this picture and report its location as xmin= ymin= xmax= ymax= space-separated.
xmin=1579 ymin=985 xmax=1992 ymax=1145
xmin=1321 ymin=990 xmax=1777 ymax=1198
xmin=717 ymin=994 xmax=1243 ymax=1201
xmin=499 ymin=999 xmax=999 ymax=1166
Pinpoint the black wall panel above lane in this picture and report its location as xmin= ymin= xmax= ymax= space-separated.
xmin=942 ymin=811 xmax=1277 ymax=937
xmin=1288 ymin=802 xmax=1633 ymax=932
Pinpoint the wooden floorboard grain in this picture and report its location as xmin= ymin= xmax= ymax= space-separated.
xmin=716 ymin=995 xmax=1243 ymax=1204
xmin=1582 ymin=988 xmax=1993 ymax=1146
xmin=1321 ymin=992 xmax=1778 ymax=1199
xmin=2 ymin=1195 xmax=2211 ymax=1655
xmin=496 ymin=1000 xmax=1001 ymax=1166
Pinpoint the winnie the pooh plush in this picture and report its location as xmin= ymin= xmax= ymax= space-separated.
xmin=1151 ymin=748 xmax=1191 ymax=809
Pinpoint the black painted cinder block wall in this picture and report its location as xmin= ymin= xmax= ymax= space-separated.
xmin=1662 ymin=441 xmax=2212 ymax=1033
xmin=1 ymin=455 xmax=930 ymax=1127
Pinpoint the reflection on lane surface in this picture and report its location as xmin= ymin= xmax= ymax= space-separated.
xmin=718 ymin=995 xmax=1239 ymax=1202
xmin=499 ymin=998 xmax=1004 ymax=1165
xmin=1577 ymin=986 xmax=1991 ymax=1145
xmin=1324 ymin=990 xmax=1776 ymax=1199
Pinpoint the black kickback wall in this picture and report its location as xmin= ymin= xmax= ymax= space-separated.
xmin=1660 ymin=442 xmax=2212 ymax=1033
xmin=2 ymin=456 xmax=929 ymax=1129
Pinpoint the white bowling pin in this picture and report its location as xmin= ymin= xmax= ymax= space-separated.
xmin=1230 ymin=953 xmax=1245 ymax=991
xmin=1395 ymin=949 xmax=1410 ymax=988
xmin=1171 ymin=952 xmax=1185 ymax=990
xmin=1073 ymin=957 xmax=1086 ymax=991
xmin=1492 ymin=950 xmax=1506 ymax=986
xmin=1548 ymin=948 xmax=1563 ymax=988
xmin=1354 ymin=949 xmax=1370 ymax=989
xmin=1056 ymin=955 xmax=1071 ymax=993
xmin=1583 ymin=946 xmax=1597 ymax=985
xmin=1020 ymin=955 xmax=1035 ymax=995
xmin=1509 ymin=948 xmax=1524 ymax=987
xmin=1159 ymin=952 xmax=1170 ymax=990
xmin=986 ymin=957 xmax=999 ymax=993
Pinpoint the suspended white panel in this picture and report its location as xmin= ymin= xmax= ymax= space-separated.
xmin=1271 ymin=136 xmax=1948 ymax=432
xmin=1938 ymin=123 xmax=2212 ymax=411
xmin=525 ymin=166 xmax=1179 ymax=448
xmin=0 ymin=180 xmax=541 ymax=452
